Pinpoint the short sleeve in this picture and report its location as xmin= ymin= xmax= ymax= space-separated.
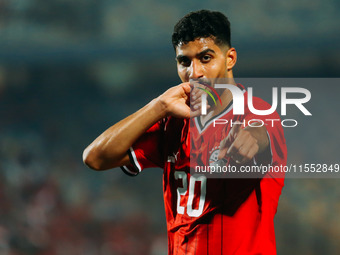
xmin=120 ymin=120 xmax=165 ymax=176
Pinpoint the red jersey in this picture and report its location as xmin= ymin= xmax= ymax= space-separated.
xmin=121 ymin=86 xmax=287 ymax=255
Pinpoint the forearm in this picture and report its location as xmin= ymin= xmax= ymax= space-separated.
xmin=83 ymin=83 xmax=191 ymax=170
xmin=83 ymin=98 xmax=166 ymax=170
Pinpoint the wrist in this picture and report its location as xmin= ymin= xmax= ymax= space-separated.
xmin=150 ymin=97 xmax=169 ymax=119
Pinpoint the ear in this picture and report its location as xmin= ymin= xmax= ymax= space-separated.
xmin=226 ymin=47 xmax=237 ymax=70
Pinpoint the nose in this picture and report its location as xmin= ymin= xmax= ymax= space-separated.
xmin=189 ymin=60 xmax=204 ymax=80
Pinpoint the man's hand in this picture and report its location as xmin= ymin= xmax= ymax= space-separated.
xmin=190 ymin=83 xmax=211 ymax=118
xmin=84 ymin=82 xmax=192 ymax=170
xmin=217 ymin=123 xmax=262 ymax=164
xmin=157 ymin=82 xmax=192 ymax=118
xmin=157 ymin=82 xmax=210 ymax=119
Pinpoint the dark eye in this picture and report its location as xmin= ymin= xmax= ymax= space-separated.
xmin=178 ymin=57 xmax=191 ymax=67
xmin=201 ymin=55 xmax=212 ymax=63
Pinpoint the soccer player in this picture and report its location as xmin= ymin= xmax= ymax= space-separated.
xmin=83 ymin=10 xmax=287 ymax=255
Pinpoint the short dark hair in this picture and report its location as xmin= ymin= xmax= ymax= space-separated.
xmin=172 ymin=10 xmax=231 ymax=50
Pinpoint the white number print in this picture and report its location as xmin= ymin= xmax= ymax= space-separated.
xmin=175 ymin=171 xmax=207 ymax=217
xmin=174 ymin=171 xmax=187 ymax=214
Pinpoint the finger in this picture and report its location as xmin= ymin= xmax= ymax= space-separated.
xmin=225 ymin=134 xmax=247 ymax=163
xmin=191 ymin=88 xmax=206 ymax=100
xmin=191 ymin=94 xmax=202 ymax=104
xmin=235 ymin=145 xmax=251 ymax=164
xmin=246 ymin=143 xmax=259 ymax=160
xmin=227 ymin=145 xmax=243 ymax=164
xmin=190 ymin=101 xmax=211 ymax=110
xmin=192 ymin=103 xmax=200 ymax=110
xmin=190 ymin=79 xmax=204 ymax=93
xmin=181 ymin=82 xmax=192 ymax=95
xmin=190 ymin=104 xmax=210 ymax=117
xmin=218 ymin=135 xmax=232 ymax=160
xmin=233 ymin=132 xmax=253 ymax=156
xmin=226 ymin=133 xmax=242 ymax=156
xmin=226 ymin=142 xmax=238 ymax=159
xmin=227 ymin=130 xmax=259 ymax=164
xmin=218 ymin=122 xmax=245 ymax=161
xmin=217 ymin=146 xmax=229 ymax=160
xmin=230 ymin=121 xmax=243 ymax=136
xmin=239 ymin=143 xmax=259 ymax=164
xmin=191 ymin=98 xmax=210 ymax=110
xmin=190 ymin=90 xmax=211 ymax=113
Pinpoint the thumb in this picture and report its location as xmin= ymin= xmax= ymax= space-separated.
xmin=230 ymin=121 xmax=243 ymax=136
xmin=217 ymin=134 xmax=232 ymax=160
xmin=217 ymin=121 xmax=243 ymax=160
xmin=181 ymin=82 xmax=192 ymax=95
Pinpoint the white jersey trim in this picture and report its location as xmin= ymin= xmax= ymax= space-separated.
xmin=194 ymin=88 xmax=246 ymax=134
xmin=121 ymin=165 xmax=138 ymax=176
xmin=129 ymin=147 xmax=142 ymax=172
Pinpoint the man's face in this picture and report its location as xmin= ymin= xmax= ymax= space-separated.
xmin=175 ymin=37 xmax=231 ymax=83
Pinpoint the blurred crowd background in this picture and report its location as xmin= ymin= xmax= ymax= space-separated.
xmin=0 ymin=0 xmax=340 ymax=254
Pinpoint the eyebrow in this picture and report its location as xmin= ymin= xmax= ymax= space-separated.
xmin=176 ymin=49 xmax=216 ymax=61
